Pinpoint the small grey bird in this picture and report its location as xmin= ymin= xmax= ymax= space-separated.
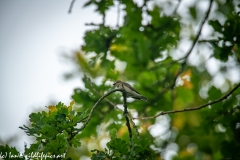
xmin=113 ymin=80 xmax=147 ymax=102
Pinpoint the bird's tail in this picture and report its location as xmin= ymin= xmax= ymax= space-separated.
xmin=141 ymin=96 xmax=148 ymax=102
xmin=130 ymin=95 xmax=148 ymax=102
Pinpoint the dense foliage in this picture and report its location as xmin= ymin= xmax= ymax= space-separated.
xmin=1 ymin=0 xmax=240 ymax=159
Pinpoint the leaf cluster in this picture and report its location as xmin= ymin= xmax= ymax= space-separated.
xmin=208 ymin=3 xmax=240 ymax=61
xmin=91 ymin=129 xmax=155 ymax=160
xmin=19 ymin=102 xmax=87 ymax=155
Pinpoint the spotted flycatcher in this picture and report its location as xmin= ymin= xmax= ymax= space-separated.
xmin=113 ymin=80 xmax=148 ymax=102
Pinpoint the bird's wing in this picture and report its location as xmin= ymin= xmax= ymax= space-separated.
xmin=122 ymin=82 xmax=141 ymax=94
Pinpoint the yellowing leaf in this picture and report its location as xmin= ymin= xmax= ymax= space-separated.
xmin=76 ymin=51 xmax=98 ymax=77
xmin=173 ymin=98 xmax=185 ymax=109
xmin=48 ymin=105 xmax=57 ymax=112
xmin=172 ymin=114 xmax=186 ymax=129
xmin=178 ymin=149 xmax=193 ymax=158
xmin=188 ymin=113 xmax=201 ymax=127
xmin=117 ymin=126 xmax=128 ymax=137
xmin=110 ymin=44 xmax=128 ymax=52
xmin=179 ymin=69 xmax=193 ymax=89
xmin=141 ymin=122 xmax=152 ymax=133
xmin=68 ymin=101 xmax=74 ymax=111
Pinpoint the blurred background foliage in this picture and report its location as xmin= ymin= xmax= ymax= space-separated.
xmin=65 ymin=0 xmax=240 ymax=159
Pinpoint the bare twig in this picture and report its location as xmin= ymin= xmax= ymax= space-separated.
xmin=102 ymin=13 xmax=106 ymax=25
xmin=78 ymin=86 xmax=133 ymax=147
xmin=133 ymin=83 xmax=240 ymax=120
xmin=122 ymin=91 xmax=133 ymax=148
xmin=86 ymin=77 xmax=137 ymax=142
xmin=172 ymin=0 xmax=181 ymax=15
xmin=79 ymin=89 xmax=123 ymax=131
xmin=128 ymin=115 xmax=141 ymax=140
xmin=68 ymin=0 xmax=76 ymax=14
xmin=116 ymin=1 xmax=120 ymax=27
xmin=182 ymin=0 xmax=213 ymax=60
xmin=150 ymin=0 xmax=214 ymax=101
xmin=198 ymin=39 xmax=219 ymax=43
xmin=86 ymin=77 xmax=123 ymax=112
xmin=85 ymin=23 xmax=101 ymax=26
xmin=150 ymin=86 xmax=171 ymax=104
xmin=171 ymin=0 xmax=213 ymax=89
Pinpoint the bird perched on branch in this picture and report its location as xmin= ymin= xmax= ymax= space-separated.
xmin=113 ymin=80 xmax=148 ymax=102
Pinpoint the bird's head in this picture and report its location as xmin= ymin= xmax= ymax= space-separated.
xmin=113 ymin=80 xmax=123 ymax=87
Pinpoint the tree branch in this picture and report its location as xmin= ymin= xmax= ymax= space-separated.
xmin=122 ymin=91 xmax=133 ymax=148
xmin=68 ymin=0 xmax=76 ymax=14
xmin=172 ymin=0 xmax=181 ymax=15
xmin=133 ymin=83 xmax=240 ymax=120
xmin=78 ymin=87 xmax=133 ymax=147
xmin=79 ymin=89 xmax=123 ymax=131
xmin=86 ymin=77 xmax=138 ymax=142
xmin=182 ymin=0 xmax=213 ymax=60
xmin=116 ymin=1 xmax=121 ymax=27
xmin=171 ymin=0 xmax=213 ymax=89
xmin=85 ymin=23 xmax=101 ymax=26
xmin=86 ymin=77 xmax=123 ymax=112
xmin=128 ymin=115 xmax=141 ymax=140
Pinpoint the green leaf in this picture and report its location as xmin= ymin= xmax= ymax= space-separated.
xmin=107 ymin=138 xmax=128 ymax=153
xmin=176 ymin=87 xmax=194 ymax=105
xmin=208 ymin=86 xmax=222 ymax=101
xmin=91 ymin=150 xmax=108 ymax=160
xmin=189 ymin=6 xmax=197 ymax=19
xmin=0 ymin=145 xmax=23 ymax=159
xmin=209 ymin=20 xmax=222 ymax=33
xmin=109 ymin=129 xmax=117 ymax=139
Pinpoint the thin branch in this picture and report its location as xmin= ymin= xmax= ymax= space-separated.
xmin=122 ymin=91 xmax=133 ymax=148
xmin=85 ymin=23 xmax=101 ymax=26
xmin=172 ymin=0 xmax=181 ymax=15
xmin=78 ymin=86 xmax=133 ymax=147
xmin=79 ymin=89 xmax=123 ymax=131
xmin=150 ymin=0 xmax=213 ymax=101
xmin=171 ymin=0 xmax=213 ymax=89
xmin=128 ymin=115 xmax=141 ymax=140
xmin=198 ymin=39 xmax=219 ymax=43
xmin=102 ymin=14 xmax=106 ymax=25
xmin=86 ymin=77 xmax=123 ymax=112
xmin=68 ymin=0 xmax=76 ymax=14
xmin=116 ymin=1 xmax=120 ymax=27
xmin=78 ymin=79 xmax=134 ymax=148
xmin=133 ymin=83 xmax=240 ymax=120
xmin=77 ymin=115 xmax=89 ymax=123
xmin=87 ymin=77 xmax=137 ymax=141
xmin=183 ymin=0 xmax=213 ymax=60
xmin=149 ymin=87 xmax=170 ymax=104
